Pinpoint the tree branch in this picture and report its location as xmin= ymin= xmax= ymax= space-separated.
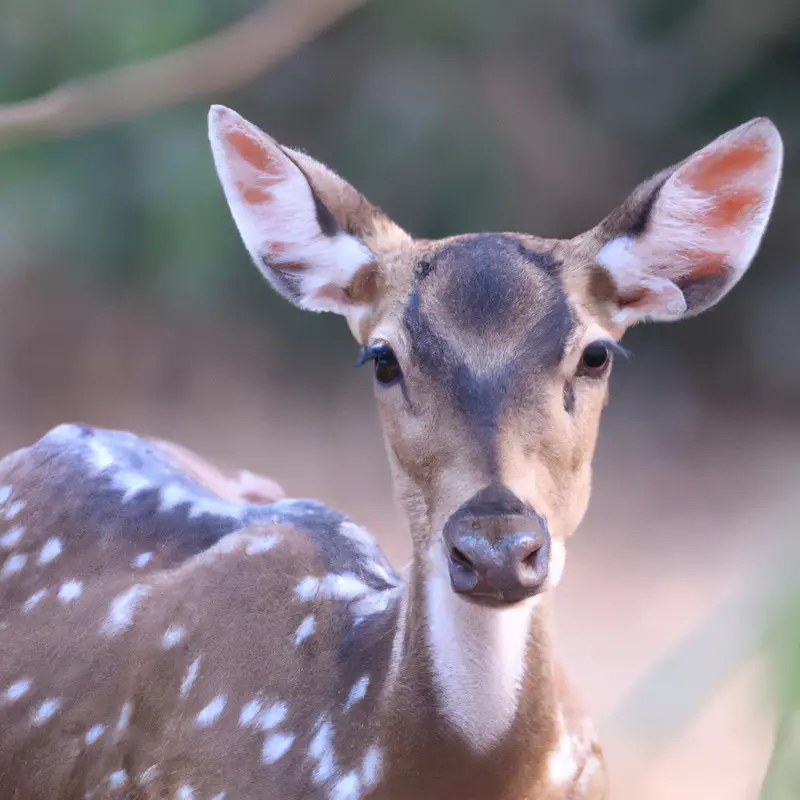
xmin=0 ymin=0 xmax=369 ymax=147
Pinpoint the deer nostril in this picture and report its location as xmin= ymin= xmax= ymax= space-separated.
xmin=450 ymin=546 xmax=474 ymax=571
xmin=521 ymin=541 xmax=543 ymax=570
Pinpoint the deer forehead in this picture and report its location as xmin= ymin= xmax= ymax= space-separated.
xmin=380 ymin=233 xmax=584 ymax=377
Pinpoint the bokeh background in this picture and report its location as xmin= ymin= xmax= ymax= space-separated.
xmin=0 ymin=0 xmax=798 ymax=796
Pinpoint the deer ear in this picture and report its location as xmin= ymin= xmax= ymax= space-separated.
xmin=208 ymin=105 xmax=405 ymax=315
xmin=592 ymin=118 xmax=783 ymax=328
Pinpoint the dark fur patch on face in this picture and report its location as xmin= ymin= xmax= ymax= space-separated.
xmin=563 ymin=382 xmax=576 ymax=414
xmin=415 ymin=257 xmax=435 ymax=282
xmin=403 ymin=234 xmax=575 ymax=475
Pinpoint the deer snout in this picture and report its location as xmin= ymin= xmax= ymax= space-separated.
xmin=443 ymin=493 xmax=550 ymax=604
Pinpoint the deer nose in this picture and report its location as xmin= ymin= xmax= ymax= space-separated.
xmin=444 ymin=516 xmax=551 ymax=604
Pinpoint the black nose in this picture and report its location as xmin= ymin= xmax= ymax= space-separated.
xmin=443 ymin=486 xmax=550 ymax=604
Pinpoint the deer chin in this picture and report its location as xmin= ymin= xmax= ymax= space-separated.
xmin=455 ymin=593 xmax=542 ymax=610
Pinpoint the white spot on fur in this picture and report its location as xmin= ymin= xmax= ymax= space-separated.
xmin=0 ymin=486 xmax=11 ymax=504
xmin=58 ymin=580 xmax=83 ymax=603
xmin=31 ymin=697 xmax=61 ymax=725
xmin=101 ymin=584 xmax=151 ymax=635
xmin=162 ymin=625 xmax=186 ymax=648
xmin=159 ymin=483 xmax=192 ymax=511
xmin=114 ymin=472 xmax=152 ymax=502
xmin=45 ymin=423 xmax=83 ymax=442
xmin=310 ymin=717 xmax=335 ymax=783
xmin=38 ymin=537 xmax=63 ymax=565
xmin=367 ymin=560 xmax=397 ymax=586
xmin=176 ymin=786 xmax=195 ymax=800
xmin=361 ymin=744 xmax=382 ymax=788
xmin=262 ymin=733 xmax=295 ymax=764
xmin=350 ymin=588 xmax=399 ymax=616
xmin=425 ymin=543 xmax=537 ymax=752
xmin=294 ymin=614 xmax=316 ymax=647
xmin=181 ymin=657 xmax=201 ymax=697
xmin=325 ymin=574 xmax=373 ymax=600
xmin=259 ymin=701 xmax=287 ymax=731
xmin=132 ymin=552 xmax=153 ymax=568
xmin=338 ymin=521 xmax=375 ymax=547
xmin=4 ymin=678 xmax=32 ymax=702
xmin=295 ymin=576 xmax=320 ymax=600
xmin=188 ymin=496 xmax=240 ymax=520
xmin=331 ymin=772 xmax=361 ymax=800
xmin=338 ymin=521 xmax=398 ymax=586
xmin=296 ymin=573 xmax=376 ymax=604
xmin=23 ymin=588 xmax=47 ymax=612
xmin=140 ymin=765 xmax=158 ymax=784
xmin=196 ymin=695 xmax=226 ymax=727
xmin=87 ymin=439 xmax=116 ymax=471
xmin=116 ymin=701 xmax=132 ymax=732
xmin=0 ymin=526 xmax=24 ymax=549
xmin=1 ymin=552 xmax=26 ymax=579
xmin=85 ymin=724 xmax=105 ymax=744
xmin=209 ymin=794 xmax=226 ymax=800
xmin=108 ymin=770 xmax=127 ymax=789
xmin=4 ymin=501 xmax=24 ymax=519
xmin=245 ymin=535 xmax=279 ymax=555
xmin=344 ymin=676 xmax=369 ymax=712
xmin=239 ymin=696 xmax=263 ymax=727
xmin=548 ymin=729 xmax=579 ymax=784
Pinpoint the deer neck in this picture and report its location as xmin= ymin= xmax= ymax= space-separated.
xmin=381 ymin=521 xmax=561 ymax=783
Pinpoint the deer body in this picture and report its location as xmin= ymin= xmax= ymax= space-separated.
xmin=0 ymin=107 xmax=783 ymax=799
xmin=0 ymin=424 xmax=596 ymax=799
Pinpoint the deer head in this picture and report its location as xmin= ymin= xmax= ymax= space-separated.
xmin=208 ymin=106 xmax=782 ymax=607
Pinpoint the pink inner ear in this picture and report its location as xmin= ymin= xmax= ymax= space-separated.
xmin=597 ymin=119 xmax=781 ymax=327
xmin=681 ymin=134 xmax=771 ymax=233
xmin=673 ymin=249 xmax=728 ymax=283
xmin=222 ymin=128 xmax=285 ymax=207
xmin=700 ymin=189 xmax=762 ymax=229
xmin=684 ymin=136 xmax=768 ymax=192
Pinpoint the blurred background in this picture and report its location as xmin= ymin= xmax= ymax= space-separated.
xmin=0 ymin=0 xmax=798 ymax=796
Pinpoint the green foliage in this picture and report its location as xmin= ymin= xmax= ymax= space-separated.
xmin=761 ymin=583 xmax=800 ymax=798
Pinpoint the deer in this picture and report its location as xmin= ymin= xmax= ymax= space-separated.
xmin=0 ymin=106 xmax=783 ymax=800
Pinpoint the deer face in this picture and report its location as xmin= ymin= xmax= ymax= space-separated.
xmin=363 ymin=232 xmax=617 ymax=605
xmin=209 ymin=106 xmax=782 ymax=605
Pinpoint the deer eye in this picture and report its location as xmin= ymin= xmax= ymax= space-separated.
xmin=578 ymin=341 xmax=611 ymax=376
xmin=356 ymin=344 xmax=403 ymax=386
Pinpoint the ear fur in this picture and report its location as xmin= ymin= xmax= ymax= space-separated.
xmin=592 ymin=118 xmax=783 ymax=327
xmin=208 ymin=105 xmax=402 ymax=316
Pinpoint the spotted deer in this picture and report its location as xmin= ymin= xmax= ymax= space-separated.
xmin=0 ymin=107 xmax=783 ymax=800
